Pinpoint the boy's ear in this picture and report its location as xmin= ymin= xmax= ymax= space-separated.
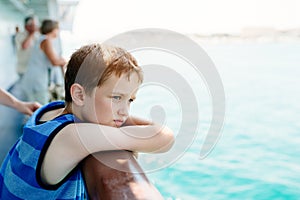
xmin=70 ymin=83 xmax=85 ymax=106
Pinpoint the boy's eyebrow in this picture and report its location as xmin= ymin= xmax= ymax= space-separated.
xmin=111 ymin=92 xmax=125 ymax=96
xmin=112 ymin=92 xmax=137 ymax=99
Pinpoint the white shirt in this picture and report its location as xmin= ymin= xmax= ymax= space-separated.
xmin=15 ymin=31 xmax=39 ymax=75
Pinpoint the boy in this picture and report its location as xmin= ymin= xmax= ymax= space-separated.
xmin=0 ymin=88 xmax=40 ymax=115
xmin=0 ymin=44 xmax=174 ymax=199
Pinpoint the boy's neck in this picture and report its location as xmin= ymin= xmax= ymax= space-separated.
xmin=39 ymin=108 xmax=65 ymax=122
xmin=39 ymin=102 xmax=72 ymax=122
xmin=62 ymin=103 xmax=73 ymax=115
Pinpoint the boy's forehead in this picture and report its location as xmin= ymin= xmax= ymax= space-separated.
xmin=100 ymin=73 xmax=140 ymax=94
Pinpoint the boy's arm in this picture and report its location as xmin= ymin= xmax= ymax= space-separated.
xmin=40 ymin=123 xmax=174 ymax=186
xmin=123 ymin=116 xmax=153 ymax=126
xmin=83 ymin=117 xmax=165 ymax=199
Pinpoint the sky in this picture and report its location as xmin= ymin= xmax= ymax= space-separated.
xmin=72 ymin=0 xmax=300 ymax=40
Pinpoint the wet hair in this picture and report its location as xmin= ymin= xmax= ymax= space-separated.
xmin=64 ymin=43 xmax=143 ymax=103
xmin=40 ymin=19 xmax=59 ymax=34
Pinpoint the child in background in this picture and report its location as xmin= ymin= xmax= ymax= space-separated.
xmin=0 ymin=43 xmax=174 ymax=199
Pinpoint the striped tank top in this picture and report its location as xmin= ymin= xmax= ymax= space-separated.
xmin=0 ymin=101 xmax=86 ymax=199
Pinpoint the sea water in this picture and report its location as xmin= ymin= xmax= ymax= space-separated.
xmin=1 ymin=34 xmax=300 ymax=199
xmin=140 ymin=41 xmax=300 ymax=200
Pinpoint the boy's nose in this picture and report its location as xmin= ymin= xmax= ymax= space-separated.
xmin=117 ymin=105 xmax=129 ymax=117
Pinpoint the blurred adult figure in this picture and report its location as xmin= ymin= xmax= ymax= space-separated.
xmin=15 ymin=16 xmax=39 ymax=77
xmin=12 ymin=19 xmax=67 ymax=105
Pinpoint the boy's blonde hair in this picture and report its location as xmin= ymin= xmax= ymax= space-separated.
xmin=64 ymin=43 xmax=143 ymax=103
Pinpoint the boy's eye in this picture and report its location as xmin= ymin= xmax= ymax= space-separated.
xmin=129 ymin=99 xmax=134 ymax=103
xmin=112 ymin=96 xmax=121 ymax=100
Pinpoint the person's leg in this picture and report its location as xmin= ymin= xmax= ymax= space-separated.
xmin=81 ymin=151 xmax=163 ymax=200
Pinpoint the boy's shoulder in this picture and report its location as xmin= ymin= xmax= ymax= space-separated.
xmin=15 ymin=102 xmax=75 ymax=160
xmin=26 ymin=101 xmax=70 ymax=126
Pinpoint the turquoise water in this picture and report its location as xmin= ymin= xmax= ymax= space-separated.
xmin=1 ymin=32 xmax=300 ymax=199
xmin=142 ymin=42 xmax=300 ymax=199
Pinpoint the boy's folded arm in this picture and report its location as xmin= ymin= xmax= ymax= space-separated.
xmin=119 ymin=125 xmax=174 ymax=153
xmin=40 ymin=123 xmax=174 ymax=186
xmin=122 ymin=116 xmax=154 ymax=126
xmin=122 ymin=116 xmax=174 ymax=152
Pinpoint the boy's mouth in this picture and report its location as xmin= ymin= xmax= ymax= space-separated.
xmin=114 ymin=120 xmax=124 ymax=127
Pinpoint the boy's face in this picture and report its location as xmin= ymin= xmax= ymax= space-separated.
xmin=82 ymin=72 xmax=140 ymax=127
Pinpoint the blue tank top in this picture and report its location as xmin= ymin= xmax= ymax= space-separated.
xmin=0 ymin=101 xmax=86 ymax=199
